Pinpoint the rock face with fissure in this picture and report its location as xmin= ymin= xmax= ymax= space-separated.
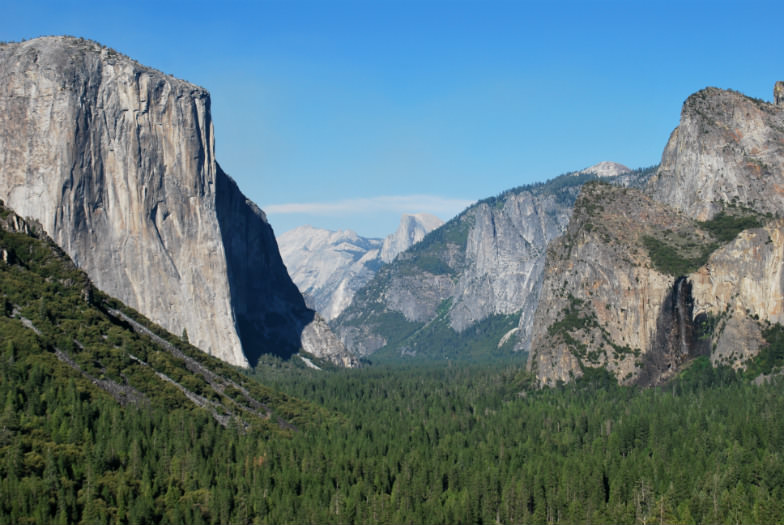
xmin=529 ymin=86 xmax=784 ymax=386
xmin=0 ymin=36 xmax=354 ymax=368
xmin=636 ymin=277 xmax=710 ymax=387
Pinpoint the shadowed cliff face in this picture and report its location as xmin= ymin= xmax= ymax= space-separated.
xmin=637 ymin=277 xmax=710 ymax=387
xmin=215 ymin=166 xmax=315 ymax=366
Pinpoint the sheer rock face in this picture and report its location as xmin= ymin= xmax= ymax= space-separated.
xmin=450 ymin=190 xmax=571 ymax=340
xmin=691 ymin=221 xmax=784 ymax=368
xmin=691 ymin=222 xmax=784 ymax=326
xmin=0 ymin=36 xmax=353 ymax=368
xmin=647 ymin=87 xmax=784 ymax=221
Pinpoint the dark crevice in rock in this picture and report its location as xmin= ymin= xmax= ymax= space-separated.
xmin=637 ymin=276 xmax=710 ymax=387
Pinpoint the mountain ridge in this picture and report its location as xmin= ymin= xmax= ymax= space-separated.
xmin=332 ymin=166 xmax=655 ymax=361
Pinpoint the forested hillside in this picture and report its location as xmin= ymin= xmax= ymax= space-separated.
xmin=0 ymin=202 xmax=335 ymax=522
xmin=2 ymin=198 xmax=784 ymax=524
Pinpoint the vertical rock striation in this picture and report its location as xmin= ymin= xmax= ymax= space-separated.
xmin=0 ymin=36 xmax=353 ymax=368
xmin=637 ymin=277 xmax=710 ymax=387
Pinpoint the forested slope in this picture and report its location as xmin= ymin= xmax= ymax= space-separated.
xmin=0 ymin=202 xmax=334 ymax=523
xmin=1 ymin=192 xmax=783 ymax=523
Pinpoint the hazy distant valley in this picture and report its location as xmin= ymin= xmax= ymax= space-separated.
xmin=278 ymin=212 xmax=443 ymax=321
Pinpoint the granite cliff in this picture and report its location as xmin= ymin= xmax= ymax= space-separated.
xmin=529 ymin=85 xmax=784 ymax=386
xmin=648 ymin=87 xmax=784 ymax=220
xmin=0 ymin=36 xmax=354 ymax=368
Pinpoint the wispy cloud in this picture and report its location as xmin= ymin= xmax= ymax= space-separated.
xmin=264 ymin=195 xmax=475 ymax=216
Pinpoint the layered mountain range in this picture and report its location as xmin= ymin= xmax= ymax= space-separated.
xmin=0 ymin=36 xmax=355 ymax=368
xmin=330 ymin=83 xmax=784 ymax=384
xmin=331 ymin=163 xmax=654 ymax=360
xmin=278 ymin=213 xmax=443 ymax=321
xmin=2 ymin=36 xmax=780 ymax=386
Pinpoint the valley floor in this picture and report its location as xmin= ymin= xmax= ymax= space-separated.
xmin=4 ymin=346 xmax=782 ymax=524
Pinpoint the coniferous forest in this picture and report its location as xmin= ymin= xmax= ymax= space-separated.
xmin=1 ymin=202 xmax=784 ymax=524
xmin=3 ymin=349 xmax=784 ymax=524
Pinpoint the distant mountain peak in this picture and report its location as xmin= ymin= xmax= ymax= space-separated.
xmin=380 ymin=213 xmax=444 ymax=263
xmin=279 ymin=213 xmax=443 ymax=321
xmin=578 ymin=161 xmax=631 ymax=178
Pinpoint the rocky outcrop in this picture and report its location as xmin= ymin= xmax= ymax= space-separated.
xmin=530 ymin=85 xmax=784 ymax=387
xmin=578 ymin=161 xmax=631 ymax=178
xmin=647 ymin=87 xmax=784 ymax=220
xmin=525 ymin=181 xmax=776 ymax=386
xmin=528 ymin=182 xmax=780 ymax=386
xmin=690 ymin=221 xmax=784 ymax=368
xmin=527 ymin=184 xmax=684 ymax=386
xmin=0 ymin=36 xmax=354 ymax=368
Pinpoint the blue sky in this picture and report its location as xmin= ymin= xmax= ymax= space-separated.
xmin=3 ymin=0 xmax=783 ymax=237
